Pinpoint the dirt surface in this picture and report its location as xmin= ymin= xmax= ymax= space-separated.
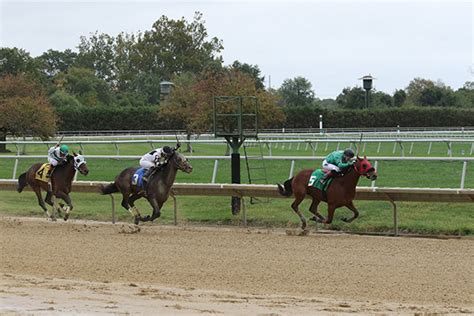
xmin=1 ymin=216 xmax=473 ymax=315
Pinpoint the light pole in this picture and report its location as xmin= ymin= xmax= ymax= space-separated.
xmin=359 ymin=75 xmax=374 ymax=108
xmin=159 ymin=81 xmax=174 ymax=101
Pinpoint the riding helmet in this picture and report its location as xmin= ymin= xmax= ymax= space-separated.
xmin=343 ymin=148 xmax=355 ymax=157
xmin=162 ymin=146 xmax=173 ymax=154
xmin=60 ymin=144 xmax=69 ymax=155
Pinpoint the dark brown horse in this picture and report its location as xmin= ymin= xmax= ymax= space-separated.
xmin=100 ymin=147 xmax=192 ymax=225
xmin=17 ymin=152 xmax=89 ymax=221
xmin=277 ymin=156 xmax=377 ymax=230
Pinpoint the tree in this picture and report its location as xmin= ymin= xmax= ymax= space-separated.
xmin=137 ymin=12 xmax=223 ymax=80
xmin=55 ymin=67 xmax=113 ymax=106
xmin=77 ymin=32 xmax=117 ymax=83
xmin=405 ymin=78 xmax=457 ymax=106
xmin=49 ymin=90 xmax=83 ymax=108
xmin=372 ymin=91 xmax=393 ymax=107
xmin=405 ymin=78 xmax=436 ymax=104
xmin=0 ymin=74 xmax=57 ymax=152
xmin=0 ymin=47 xmax=39 ymax=77
xmin=278 ymin=76 xmax=316 ymax=107
xmin=159 ymin=69 xmax=285 ymax=152
xmin=393 ymin=89 xmax=406 ymax=107
xmin=76 ymin=12 xmax=224 ymax=104
xmin=36 ymin=49 xmax=77 ymax=78
xmin=454 ymin=81 xmax=474 ymax=108
xmin=229 ymin=60 xmax=265 ymax=90
xmin=336 ymin=87 xmax=365 ymax=109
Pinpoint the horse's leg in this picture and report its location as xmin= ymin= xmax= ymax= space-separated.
xmin=121 ymin=192 xmax=140 ymax=225
xmin=146 ymin=196 xmax=163 ymax=222
xmin=54 ymin=191 xmax=73 ymax=221
xmin=308 ymin=197 xmax=325 ymax=222
xmin=321 ymin=203 xmax=337 ymax=224
xmin=32 ymin=186 xmax=48 ymax=216
xmin=341 ymin=201 xmax=359 ymax=223
xmin=291 ymin=193 xmax=307 ymax=230
xmin=128 ymin=193 xmax=144 ymax=221
xmin=45 ymin=190 xmax=53 ymax=206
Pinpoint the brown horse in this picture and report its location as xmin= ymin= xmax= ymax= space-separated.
xmin=277 ymin=156 xmax=377 ymax=230
xmin=17 ymin=152 xmax=89 ymax=221
xmin=100 ymin=147 xmax=192 ymax=225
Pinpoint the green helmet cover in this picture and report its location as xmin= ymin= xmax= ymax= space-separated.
xmin=59 ymin=144 xmax=69 ymax=154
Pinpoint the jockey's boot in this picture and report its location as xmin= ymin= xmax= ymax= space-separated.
xmin=142 ymin=167 xmax=154 ymax=190
xmin=46 ymin=165 xmax=54 ymax=178
xmin=320 ymin=170 xmax=337 ymax=184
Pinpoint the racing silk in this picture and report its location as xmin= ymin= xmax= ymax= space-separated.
xmin=322 ymin=150 xmax=353 ymax=172
xmin=47 ymin=146 xmax=66 ymax=167
xmin=139 ymin=148 xmax=167 ymax=169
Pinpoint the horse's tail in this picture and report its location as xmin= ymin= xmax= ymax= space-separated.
xmin=277 ymin=178 xmax=293 ymax=197
xmin=100 ymin=182 xmax=119 ymax=195
xmin=17 ymin=172 xmax=28 ymax=193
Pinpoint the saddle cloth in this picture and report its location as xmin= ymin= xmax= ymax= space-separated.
xmin=132 ymin=167 xmax=146 ymax=189
xmin=35 ymin=163 xmax=52 ymax=183
xmin=308 ymin=169 xmax=333 ymax=193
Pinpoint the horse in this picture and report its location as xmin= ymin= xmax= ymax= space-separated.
xmin=277 ymin=156 xmax=377 ymax=230
xmin=17 ymin=152 xmax=89 ymax=221
xmin=100 ymin=146 xmax=192 ymax=225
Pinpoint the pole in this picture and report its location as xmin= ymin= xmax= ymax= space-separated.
xmin=365 ymin=89 xmax=369 ymax=108
xmin=319 ymin=115 xmax=323 ymax=135
xmin=231 ymin=136 xmax=241 ymax=215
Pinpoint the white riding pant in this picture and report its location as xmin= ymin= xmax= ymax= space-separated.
xmin=139 ymin=158 xmax=155 ymax=169
xmin=322 ymin=160 xmax=340 ymax=172
xmin=48 ymin=157 xmax=60 ymax=166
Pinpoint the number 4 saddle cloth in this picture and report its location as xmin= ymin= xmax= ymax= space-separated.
xmin=35 ymin=163 xmax=53 ymax=182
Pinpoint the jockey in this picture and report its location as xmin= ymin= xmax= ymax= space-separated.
xmin=320 ymin=148 xmax=355 ymax=184
xmin=140 ymin=146 xmax=173 ymax=186
xmin=47 ymin=144 xmax=69 ymax=177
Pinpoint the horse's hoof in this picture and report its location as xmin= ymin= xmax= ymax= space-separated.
xmin=134 ymin=217 xmax=140 ymax=225
xmin=299 ymin=229 xmax=310 ymax=236
xmin=64 ymin=214 xmax=69 ymax=221
xmin=341 ymin=217 xmax=351 ymax=223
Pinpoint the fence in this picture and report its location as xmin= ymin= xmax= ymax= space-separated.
xmin=0 ymin=180 xmax=472 ymax=236
xmin=2 ymin=137 xmax=473 ymax=158
xmin=1 ymin=155 xmax=472 ymax=190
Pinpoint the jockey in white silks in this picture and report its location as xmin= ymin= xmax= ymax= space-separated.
xmin=140 ymin=146 xmax=173 ymax=186
xmin=47 ymin=144 xmax=69 ymax=177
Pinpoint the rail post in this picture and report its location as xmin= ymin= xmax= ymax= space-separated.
xmin=110 ymin=194 xmax=116 ymax=224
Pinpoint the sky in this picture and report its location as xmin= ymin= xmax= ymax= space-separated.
xmin=0 ymin=0 xmax=472 ymax=98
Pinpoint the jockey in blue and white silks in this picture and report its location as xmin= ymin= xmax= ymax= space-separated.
xmin=140 ymin=146 xmax=173 ymax=184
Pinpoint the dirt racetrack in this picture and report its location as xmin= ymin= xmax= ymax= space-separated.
xmin=1 ymin=216 xmax=473 ymax=315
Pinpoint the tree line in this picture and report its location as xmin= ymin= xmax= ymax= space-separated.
xmin=0 ymin=11 xmax=472 ymax=151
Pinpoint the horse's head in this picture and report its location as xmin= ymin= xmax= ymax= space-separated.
xmin=72 ymin=151 xmax=89 ymax=176
xmin=170 ymin=150 xmax=193 ymax=174
xmin=354 ymin=156 xmax=377 ymax=181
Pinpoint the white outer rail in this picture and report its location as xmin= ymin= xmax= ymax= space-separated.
xmin=2 ymin=155 xmax=473 ymax=189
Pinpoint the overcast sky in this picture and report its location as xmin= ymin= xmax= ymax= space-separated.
xmin=1 ymin=0 xmax=472 ymax=98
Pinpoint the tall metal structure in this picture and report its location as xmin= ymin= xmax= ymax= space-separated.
xmin=359 ymin=74 xmax=374 ymax=108
xmin=213 ymin=96 xmax=259 ymax=215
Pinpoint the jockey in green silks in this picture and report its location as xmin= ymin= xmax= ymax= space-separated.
xmin=320 ymin=148 xmax=355 ymax=184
